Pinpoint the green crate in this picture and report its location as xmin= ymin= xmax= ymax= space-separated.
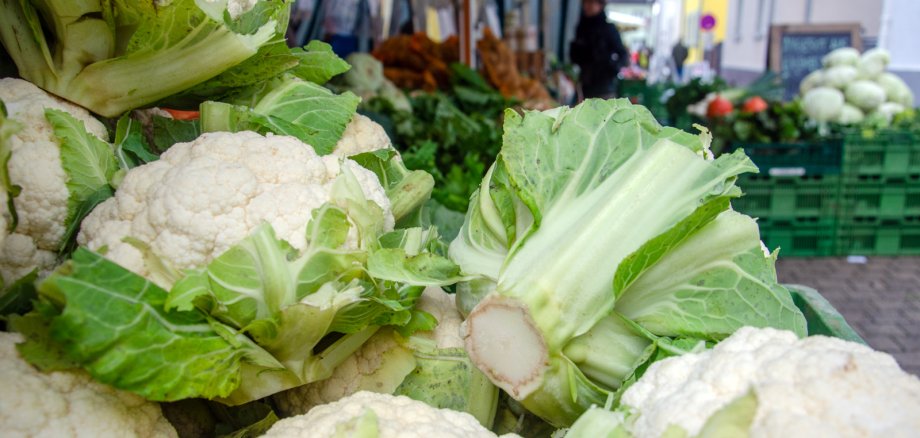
xmin=839 ymin=181 xmax=920 ymax=218
xmin=734 ymin=174 xmax=840 ymax=219
xmin=759 ymin=218 xmax=837 ymax=257
xmin=836 ymin=222 xmax=920 ymax=255
xmin=729 ymin=140 xmax=843 ymax=176
xmin=785 ymin=284 xmax=865 ymax=344
xmin=842 ymin=130 xmax=920 ymax=179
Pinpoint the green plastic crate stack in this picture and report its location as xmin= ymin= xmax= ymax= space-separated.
xmin=730 ymin=140 xmax=843 ymax=256
xmin=837 ymin=129 xmax=920 ymax=255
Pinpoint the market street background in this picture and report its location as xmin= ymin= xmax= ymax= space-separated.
xmin=778 ymin=257 xmax=920 ymax=375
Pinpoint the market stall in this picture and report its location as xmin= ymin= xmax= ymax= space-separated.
xmin=0 ymin=1 xmax=918 ymax=437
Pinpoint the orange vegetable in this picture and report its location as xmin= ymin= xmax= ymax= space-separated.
xmin=162 ymin=108 xmax=200 ymax=121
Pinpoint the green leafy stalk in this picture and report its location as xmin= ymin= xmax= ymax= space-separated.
xmin=349 ymin=149 xmax=435 ymax=223
xmin=0 ymin=0 xmax=290 ymax=117
xmin=453 ymin=99 xmax=806 ymax=426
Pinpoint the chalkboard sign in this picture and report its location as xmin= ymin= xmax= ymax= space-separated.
xmin=768 ymin=24 xmax=862 ymax=100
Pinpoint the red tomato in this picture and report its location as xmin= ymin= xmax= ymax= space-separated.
xmin=706 ymin=96 xmax=734 ymax=118
xmin=742 ymin=96 xmax=768 ymax=113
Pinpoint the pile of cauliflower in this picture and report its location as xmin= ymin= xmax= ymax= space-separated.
xmin=800 ymin=47 xmax=914 ymax=125
xmin=2 ymin=47 xmax=920 ymax=438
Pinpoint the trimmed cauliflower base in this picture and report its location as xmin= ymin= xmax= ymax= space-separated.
xmin=0 ymin=332 xmax=177 ymax=438
xmin=275 ymin=287 xmax=465 ymax=414
xmin=0 ymin=78 xmax=109 ymax=281
xmin=78 ymin=130 xmax=393 ymax=284
xmin=265 ymin=391 xmax=510 ymax=438
xmin=621 ymin=327 xmax=920 ymax=438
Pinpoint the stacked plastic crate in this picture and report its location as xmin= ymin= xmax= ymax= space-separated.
xmin=730 ymin=141 xmax=842 ymax=256
xmin=836 ymin=130 xmax=920 ymax=255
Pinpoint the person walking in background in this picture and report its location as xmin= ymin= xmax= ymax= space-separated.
xmin=671 ymin=40 xmax=689 ymax=82
xmin=570 ymin=0 xmax=630 ymax=99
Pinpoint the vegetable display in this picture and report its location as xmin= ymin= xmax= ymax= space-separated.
xmin=800 ymin=47 xmax=914 ymax=126
xmin=450 ymin=99 xmax=806 ymax=426
xmin=1 ymin=2 xmax=919 ymax=435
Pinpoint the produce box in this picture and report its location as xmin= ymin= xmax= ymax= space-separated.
xmin=785 ymin=284 xmax=866 ymax=344
xmin=836 ymin=220 xmax=920 ymax=255
xmin=728 ymin=139 xmax=843 ymax=176
xmin=734 ymin=174 xmax=840 ymax=219
xmin=838 ymin=179 xmax=920 ymax=218
xmin=842 ymin=130 xmax=920 ymax=180
xmin=759 ymin=217 xmax=837 ymax=257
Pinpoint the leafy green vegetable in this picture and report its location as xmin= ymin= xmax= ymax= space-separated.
xmin=113 ymin=115 xmax=160 ymax=170
xmin=16 ymin=167 xmax=459 ymax=404
xmin=348 ymin=149 xmax=435 ymax=224
xmin=291 ymin=41 xmax=353 ymax=86
xmin=0 ymin=270 xmax=37 ymax=321
xmin=0 ymin=0 xmax=296 ymax=117
xmin=708 ymin=100 xmax=819 ymax=154
xmin=200 ymin=77 xmax=360 ymax=155
xmin=452 ymin=99 xmax=806 ymax=426
xmin=44 ymin=109 xmax=118 ymax=254
xmin=25 ymin=249 xmax=260 ymax=400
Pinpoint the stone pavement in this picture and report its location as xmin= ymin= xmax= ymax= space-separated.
xmin=776 ymin=257 xmax=920 ymax=375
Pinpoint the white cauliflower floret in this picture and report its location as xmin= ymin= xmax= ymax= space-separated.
xmin=77 ymin=130 xmax=393 ymax=285
xmin=332 ymin=114 xmax=392 ymax=158
xmin=265 ymin=391 xmax=513 ymax=438
xmin=619 ymin=327 xmax=920 ymax=438
xmin=0 ymin=332 xmax=177 ymax=438
xmin=0 ymin=78 xmax=109 ymax=282
xmin=414 ymin=285 xmax=464 ymax=348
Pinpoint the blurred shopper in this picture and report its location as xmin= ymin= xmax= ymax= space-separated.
xmin=672 ymin=41 xmax=689 ymax=81
xmin=570 ymin=0 xmax=629 ymax=99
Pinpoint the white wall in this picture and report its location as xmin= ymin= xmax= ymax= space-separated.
xmin=879 ymin=0 xmax=920 ymax=100
xmin=721 ymin=0 xmax=883 ymax=74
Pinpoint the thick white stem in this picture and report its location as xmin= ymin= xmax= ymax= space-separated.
xmin=461 ymin=295 xmax=548 ymax=399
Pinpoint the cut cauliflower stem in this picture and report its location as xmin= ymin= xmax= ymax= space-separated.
xmin=78 ymin=130 xmax=393 ymax=286
xmin=264 ymin=391 xmax=517 ymax=438
xmin=618 ymin=327 xmax=920 ymax=438
xmin=0 ymin=78 xmax=109 ymax=282
xmin=331 ymin=113 xmax=392 ymax=158
xmin=275 ymin=286 xmax=466 ymax=414
xmin=0 ymin=332 xmax=177 ymax=438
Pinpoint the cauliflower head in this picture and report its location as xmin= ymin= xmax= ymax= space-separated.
xmin=617 ymin=327 xmax=920 ymax=438
xmin=332 ymin=113 xmax=392 ymax=158
xmin=265 ymin=391 xmax=514 ymax=438
xmin=0 ymin=332 xmax=177 ymax=438
xmin=78 ymin=130 xmax=393 ymax=285
xmin=0 ymin=78 xmax=109 ymax=282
